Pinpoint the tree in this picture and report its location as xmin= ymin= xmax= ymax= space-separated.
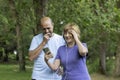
xmin=114 ymin=0 xmax=120 ymax=76
xmin=33 ymin=0 xmax=48 ymax=35
xmin=8 ymin=0 xmax=25 ymax=71
xmin=114 ymin=36 xmax=120 ymax=76
xmin=0 ymin=0 xmax=120 ymax=76
xmin=0 ymin=0 xmax=16 ymax=62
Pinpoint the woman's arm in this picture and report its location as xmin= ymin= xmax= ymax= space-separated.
xmin=44 ymin=53 xmax=60 ymax=71
xmin=71 ymin=30 xmax=88 ymax=56
xmin=75 ymin=40 xmax=88 ymax=56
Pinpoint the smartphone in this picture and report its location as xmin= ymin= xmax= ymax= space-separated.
xmin=43 ymin=47 xmax=50 ymax=53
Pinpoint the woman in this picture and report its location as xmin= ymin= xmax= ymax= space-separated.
xmin=44 ymin=23 xmax=91 ymax=80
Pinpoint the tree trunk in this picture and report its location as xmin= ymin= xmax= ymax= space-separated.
xmin=98 ymin=25 xmax=107 ymax=75
xmin=8 ymin=0 xmax=25 ymax=71
xmin=16 ymin=25 xmax=26 ymax=71
xmin=99 ymin=43 xmax=106 ymax=74
xmin=3 ymin=49 xmax=8 ymax=62
xmin=114 ymin=44 xmax=120 ymax=76
xmin=92 ymin=0 xmax=107 ymax=75
xmin=0 ymin=48 xmax=5 ymax=62
xmin=0 ymin=50 xmax=2 ymax=61
xmin=33 ymin=0 xmax=48 ymax=35
xmin=114 ymin=35 xmax=120 ymax=76
xmin=117 ymin=0 xmax=120 ymax=8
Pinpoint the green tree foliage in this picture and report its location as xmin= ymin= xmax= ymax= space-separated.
xmin=0 ymin=0 xmax=120 ymax=75
xmin=47 ymin=0 xmax=120 ymax=74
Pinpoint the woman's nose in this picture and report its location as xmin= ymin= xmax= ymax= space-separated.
xmin=64 ymin=33 xmax=69 ymax=38
xmin=66 ymin=33 xmax=69 ymax=36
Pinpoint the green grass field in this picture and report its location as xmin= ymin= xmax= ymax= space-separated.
xmin=0 ymin=63 xmax=32 ymax=80
xmin=0 ymin=63 xmax=120 ymax=80
xmin=91 ymin=73 xmax=120 ymax=80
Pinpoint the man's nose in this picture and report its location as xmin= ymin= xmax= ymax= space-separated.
xmin=45 ymin=29 xmax=49 ymax=33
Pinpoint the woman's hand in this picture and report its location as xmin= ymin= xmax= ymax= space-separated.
xmin=69 ymin=29 xmax=79 ymax=41
xmin=44 ymin=52 xmax=53 ymax=62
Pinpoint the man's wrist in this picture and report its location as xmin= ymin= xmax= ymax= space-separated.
xmin=42 ymin=41 xmax=47 ymax=46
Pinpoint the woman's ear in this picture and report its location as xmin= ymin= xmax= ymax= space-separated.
xmin=62 ymin=32 xmax=65 ymax=40
xmin=63 ymin=35 xmax=67 ymax=44
xmin=63 ymin=35 xmax=65 ymax=40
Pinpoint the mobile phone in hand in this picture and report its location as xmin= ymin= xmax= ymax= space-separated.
xmin=43 ymin=47 xmax=50 ymax=53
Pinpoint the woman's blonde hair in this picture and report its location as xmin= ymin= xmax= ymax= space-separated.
xmin=63 ymin=23 xmax=81 ymax=39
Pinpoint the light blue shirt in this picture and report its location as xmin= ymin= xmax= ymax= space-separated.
xmin=29 ymin=33 xmax=65 ymax=80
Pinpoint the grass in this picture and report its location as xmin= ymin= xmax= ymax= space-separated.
xmin=0 ymin=62 xmax=32 ymax=80
xmin=0 ymin=62 xmax=120 ymax=80
xmin=91 ymin=73 xmax=120 ymax=80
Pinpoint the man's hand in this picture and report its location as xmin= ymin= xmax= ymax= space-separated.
xmin=43 ymin=33 xmax=51 ymax=43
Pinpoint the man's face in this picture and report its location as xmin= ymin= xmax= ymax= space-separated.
xmin=41 ymin=20 xmax=53 ymax=37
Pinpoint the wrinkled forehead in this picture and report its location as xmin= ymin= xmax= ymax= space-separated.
xmin=41 ymin=21 xmax=52 ymax=26
xmin=41 ymin=17 xmax=52 ymax=25
xmin=40 ymin=21 xmax=53 ymax=29
xmin=41 ymin=20 xmax=51 ymax=25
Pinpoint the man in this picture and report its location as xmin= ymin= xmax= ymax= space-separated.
xmin=29 ymin=17 xmax=64 ymax=80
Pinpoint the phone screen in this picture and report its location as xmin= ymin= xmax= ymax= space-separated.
xmin=43 ymin=47 xmax=49 ymax=53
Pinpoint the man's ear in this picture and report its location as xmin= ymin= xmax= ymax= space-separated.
xmin=52 ymin=22 xmax=54 ymax=26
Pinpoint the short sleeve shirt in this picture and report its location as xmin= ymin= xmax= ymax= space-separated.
xmin=29 ymin=33 xmax=65 ymax=80
xmin=55 ymin=43 xmax=91 ymax=80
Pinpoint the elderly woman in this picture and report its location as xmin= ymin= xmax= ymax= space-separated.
xmin=44 ymin=23 xmax=91 ymax=80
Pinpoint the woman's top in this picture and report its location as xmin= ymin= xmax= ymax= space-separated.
xmin=55 ymin=44 xmax=91 ymax=80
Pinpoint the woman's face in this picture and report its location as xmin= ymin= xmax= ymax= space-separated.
xmin=63 ymin=29 xmax=75 ymax=44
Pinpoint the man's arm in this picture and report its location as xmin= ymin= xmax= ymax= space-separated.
xmin=29 ymin=41 xmax=46 ymax=61
xmin=29 ymin=34 xmax=50 ymax=61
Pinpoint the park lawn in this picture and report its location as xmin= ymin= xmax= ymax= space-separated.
xmin=91 ymin=73 xmax=120 ymax=80
xmin=0 ymin=63 xmax=32 ymax=80
xmin=0 ymin=63 xmax=120 ymax=80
